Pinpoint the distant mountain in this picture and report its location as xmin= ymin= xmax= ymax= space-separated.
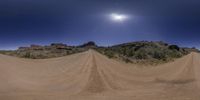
xmin=79 ymin=41 xmax=97 ymax=48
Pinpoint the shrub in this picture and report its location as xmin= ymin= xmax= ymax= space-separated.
xmin=24 ymin=52 xmax=31 ymax=58
xmin=127 ymin=50 xmax=134 ymax=57
xmin=123 ymin=57 xmax=132 ymax=63
xmin=152 ymin=50 xmax=166 ymax=60
xmin=104 ymin=50 xmax=114 ymax=58
xmin=134 ymin=50 xmax=148 ymax=59
xmin=169 ymin=50 xmax=182 ymax=58
xmin=168 ymin=45 xmax=180 ymax=51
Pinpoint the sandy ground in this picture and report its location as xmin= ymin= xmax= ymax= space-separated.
xmin=0 ymin=50 xmax=200 ymax=100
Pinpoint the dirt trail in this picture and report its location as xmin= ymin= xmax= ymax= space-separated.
xmin=0 ymin=50 xmax=200 ymax=100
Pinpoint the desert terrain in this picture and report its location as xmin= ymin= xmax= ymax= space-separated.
xmin=0 ymin=49 xmax=200 ymax=100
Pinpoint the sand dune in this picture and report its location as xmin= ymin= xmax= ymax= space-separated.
xmin=0 ymin=50 xmax=200 ymax=100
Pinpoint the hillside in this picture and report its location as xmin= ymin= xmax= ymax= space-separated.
xmin=0 ymin=41 xmax=199 ymax=64
xmin=95 ymin=41 xmax=199 ymax=64
xmin=0 ymin=43 xmax=87 ymax=59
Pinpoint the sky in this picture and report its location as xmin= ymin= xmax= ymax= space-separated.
xmin=0 ymin=0 xmax=200 ymax=50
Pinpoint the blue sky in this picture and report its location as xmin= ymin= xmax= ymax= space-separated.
xmin=0 ymin=0 xmax=200 ymax=50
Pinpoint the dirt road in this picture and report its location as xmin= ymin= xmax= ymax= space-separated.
xmin=0 ymin=50 xmax=199 ymax=100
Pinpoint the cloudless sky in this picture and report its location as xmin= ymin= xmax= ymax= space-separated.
xmin=0 ymin=0 xmax=200 ymax=50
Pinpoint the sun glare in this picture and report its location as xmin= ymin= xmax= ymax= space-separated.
xmin=110 ymin=13 xmax=129 ymax=22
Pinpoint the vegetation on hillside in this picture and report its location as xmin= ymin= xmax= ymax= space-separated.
xmin=0 ymin=43 xmax=87 ymax=59
xmin=0 ymin=50 xmax=16 ymax=56
xmin=95 ymin=41 xmax=199 ymax=65
xmin=0 ymin=41 xmax=199 ymax=65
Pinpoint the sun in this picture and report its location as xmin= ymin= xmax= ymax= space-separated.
xmin=110 ymin=13 xmax=129 ymax=22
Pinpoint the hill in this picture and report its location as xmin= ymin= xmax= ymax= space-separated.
xmin=95 ymin=41 xmax=199 ymax=64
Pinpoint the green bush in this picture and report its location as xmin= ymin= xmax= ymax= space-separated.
xmin=134 ymin=50 xmax=148 ymax=59
xmin=104 ymin=50 xmax=114 ymax=58
xmin=24 ymin=52 xmax=31 ymax=58
xmin=123 ymin=57 xmax=132 ymax=63
xmin=168 ymin=45 xmax=180 ymax=51
xmin=152 ymin=50 xmax=166 ymax=60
